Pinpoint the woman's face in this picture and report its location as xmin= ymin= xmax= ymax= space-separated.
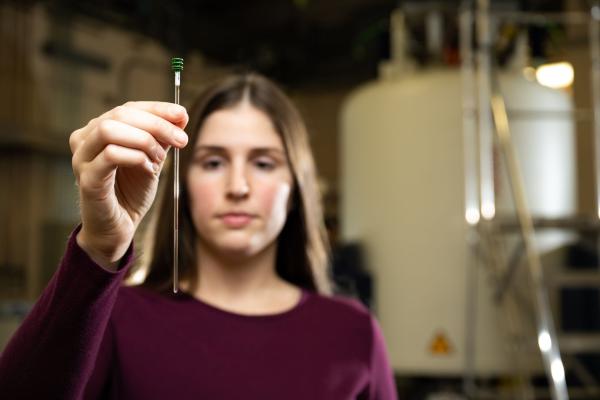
xmin=187 ymin=102 xmax=293 ymax=258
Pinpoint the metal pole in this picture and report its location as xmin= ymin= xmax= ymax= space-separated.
xmin=490 ymin=91 xmax=570 ymax=400
xmin=589 ymin=3 xmax=600 ymax=220
xmin=476 ymin=0 xmax=495 ymax=220
xmin=460 ymin=4 xmax=479 ymax=396
xmin=461 ymin=6 xmax=481 ymax=226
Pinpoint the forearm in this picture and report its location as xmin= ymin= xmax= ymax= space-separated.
xmin=0 ymin=224 xmax=134 ymax=399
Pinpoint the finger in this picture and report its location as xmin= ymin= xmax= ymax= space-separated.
xmin=69 ymin=128 xmax=84 ymax=154
xmin=81 ymin=144 xmax=158 ymax=191
xmin=107 ymin=105 xmax=188 ymax=149
xmin=72 ymin=101 xmax=187 ymax=153
xmin=120 ymin=101 xmax=189 ymax=130
xmin=74 ymin=119 xmax=167 ymax=164
xmin=69 ymin=116 xmax=103 ymax=154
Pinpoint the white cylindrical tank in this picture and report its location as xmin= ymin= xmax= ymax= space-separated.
xmin=495 ymin=77 xmax=577 ymax=251
xmin=340 ymin=68 xmax=576 ymax=375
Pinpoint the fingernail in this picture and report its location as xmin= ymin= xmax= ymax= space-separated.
xmin=170 ymin=105 xmax=184 ymax=117
xmin=174 ymin=129 xmax=188 ymax=145
xmin=153 ymin=145 xmax=166 ymax=162
xmin=145 ymin=160 xmax=160 ymax=174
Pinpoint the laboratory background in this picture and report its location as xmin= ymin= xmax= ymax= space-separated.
xmin=1 ymin=0 xmax=600 ymax=399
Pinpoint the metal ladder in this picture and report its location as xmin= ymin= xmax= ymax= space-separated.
xmin=460 ymin=2 xmax=600 ymax=399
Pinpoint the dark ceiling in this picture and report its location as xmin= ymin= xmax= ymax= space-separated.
xmin=37 ymin=0 xmax=397 ymax=86
xmin=24 ymin=0 xmax=570 ymax=86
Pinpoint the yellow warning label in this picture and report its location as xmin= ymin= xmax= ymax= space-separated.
xmin=429 ymin=331 xmax=453 ymax=355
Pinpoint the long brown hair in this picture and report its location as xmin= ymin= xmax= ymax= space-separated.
xmin=126 ymin=73 xmax=332 ymax=295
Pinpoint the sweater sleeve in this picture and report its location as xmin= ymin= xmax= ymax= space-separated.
xmin=365 ymin=315 xmax=398 ymax=400
xmin=0 ymin=224 xmax=134 ymax=400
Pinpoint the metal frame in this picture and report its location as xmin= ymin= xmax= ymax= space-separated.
xmin=461 ymin=2 xmax=600 ymax=399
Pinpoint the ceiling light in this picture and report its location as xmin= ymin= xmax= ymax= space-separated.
xmin=535 ymin=62 xmax=574 ymax=89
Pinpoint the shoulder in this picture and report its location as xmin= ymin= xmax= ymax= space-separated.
xmin=299 ymin=291 xmax=387 ymax=365
xmin=305 ymin=291 xmax=371 ymax=319
xmin=302 ymin=290 xmax=378 ymax=338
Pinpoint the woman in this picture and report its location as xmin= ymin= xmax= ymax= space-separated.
xmin=0 ymin=73 xmax=397 ymax=399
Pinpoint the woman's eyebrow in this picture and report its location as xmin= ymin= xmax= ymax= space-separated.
xmin=194 ymin=145 xmax=285 ymax=155
xmin=250 ymin=147 xmax=286 ymax=156
xmin=194 ymin=145 xmax=226 ymax=154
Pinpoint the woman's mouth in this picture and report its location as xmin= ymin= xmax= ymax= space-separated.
xmin=219 ymin=213 xmax=255 ymax=228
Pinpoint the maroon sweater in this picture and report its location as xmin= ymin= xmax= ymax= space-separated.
xmin=0 ymin=225 xmax=397 ymax=399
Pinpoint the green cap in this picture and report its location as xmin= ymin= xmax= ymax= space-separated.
xmin=171 ymin=57 xmax=184 ymax=72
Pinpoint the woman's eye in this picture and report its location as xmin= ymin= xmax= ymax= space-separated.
xmin=255 ymin=159 xmax=275 ymax=170
xmin=202 ymin=158 xmax=223 ymax=170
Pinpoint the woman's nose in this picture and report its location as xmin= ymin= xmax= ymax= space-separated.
xmin=226 ymin=165 xmax=250 ymax=199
